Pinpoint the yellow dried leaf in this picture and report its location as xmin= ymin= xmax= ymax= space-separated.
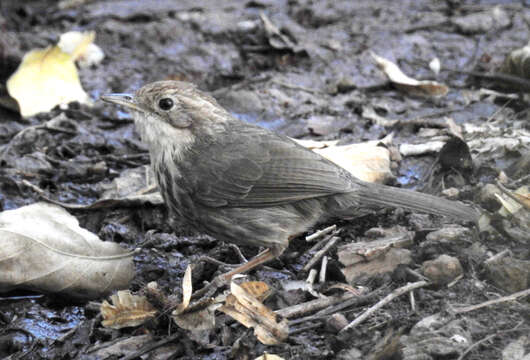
xmin=7 ymin=37 xmax=91 ymax=117
xmin=219 ymin=282 xmax=288 ymax=345
xmin=100 ymin=290 xmax=157 ymax=329
xmin=240 ymin=281 xmax=272 ymax=302
xmin=58 ymin=31 xmax=95 ymax=60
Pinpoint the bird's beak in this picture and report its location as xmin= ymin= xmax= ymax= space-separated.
xmin=100 ymin=93 xmax=145 ymax=113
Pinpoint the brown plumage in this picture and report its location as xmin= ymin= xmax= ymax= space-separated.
xmin=102 ymin=81 xmax=478 ymax=278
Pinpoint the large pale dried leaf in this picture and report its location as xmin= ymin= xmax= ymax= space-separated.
xmin=314 ymin=142 xmax=392 ymax=183
xmin=219 ymin=282 xmax=288 ymax=345
xmin=0 ymin=202 xmax=135 ymax=299
xmin=6 ymin=32 xmax=94 ymax=117
xmin=371 ymin=52 xmax=449 ymax=97
xmin=101 ymin=290 xmax=157 ymax=329
xmin=297 ymin=138 xmax=393 ymax=183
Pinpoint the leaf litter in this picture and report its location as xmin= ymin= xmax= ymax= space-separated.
xmin=0 ymin=1 xmax=529 ymax=359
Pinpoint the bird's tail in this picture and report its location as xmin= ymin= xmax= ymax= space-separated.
xmin=353 ymin=181 xmax=479 ymax=223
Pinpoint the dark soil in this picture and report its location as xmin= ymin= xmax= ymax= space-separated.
xmin=0 ymin=1 xmax=529 ymax=359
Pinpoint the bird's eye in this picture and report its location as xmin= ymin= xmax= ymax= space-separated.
xmin=158 ymin=98 xmax=174 ymax=111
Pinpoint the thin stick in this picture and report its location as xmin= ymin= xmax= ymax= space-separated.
xmin=277 ymin=293 xmax=355 ymax=319
xmin=306 ymin=269 xmax=317 ymax=284
xmin=452 ymin=288 xmax=530 ymax=314
xmin=319 ymin=256 xmax=328 ymax=283
xmin=339 ymin=281 xmax=429 ymax=333
xmin=456 ymin=322 xmax=527 ymax=360
xmin=306 ymin=225 xmax=337 ymax=242
xmin=409 ymin=290 xmax=416 ymax=313
xmin=121 ymin=331 xmax=183 ymax=360
xmin=303 ymin=236 xmax=339 ymax=271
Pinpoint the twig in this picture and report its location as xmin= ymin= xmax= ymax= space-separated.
xmin=120 ymin=331 xmax=183 ymax=360
xmin=306 ymin=269 xmax=317 ymax=284
xmin=198 ymin=256 xmax=237 ymax=268
xmin=339 ymin=280 xmax=429 ymax=333
xmin=319 ymin=256 xmax=328 ymax=283
xmin=484 ymin=249 xmax=511 ymax=265
xmin=277 ymin=293 xmax=355 ymax=319
xmin=302 ymin=236 xmax=340 ymax=271
xmin=306 ymin=225 xmax=337 ymax=242
xmin=271 ymin=79 xmax=323 ymax=94
xmin=456 ymin=322 xmax=527 ymax=360
xmin=289 ymin=322 xmax=323 ymax=335
xmin=21 ymin=179 xmax=90 ymax=209
xmin=452 ymin=288 xmax=530 ymax=314
xmin=409 ymin=290 xmax=416 ymax=313
xmin=447 ymin=274 xmax=463 ymax=288
xmin=405 ymin=268 xmax=428 ymax=281
xmin=442 ymin=67 xmax=530 ymax=92
xmin=288 ymin=287 xmax=383 ymax=325
xmin=228 ymin=243 xmax=248 ymax=263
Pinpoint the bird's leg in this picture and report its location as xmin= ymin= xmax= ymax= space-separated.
xmin=221 ymin=248 xmax=276 ymax=281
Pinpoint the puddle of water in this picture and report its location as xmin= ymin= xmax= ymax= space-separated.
xmin=19 ymin=305 xmax=84 ymax=341
xmin=397 ymin=163 xmax=424 ymax=187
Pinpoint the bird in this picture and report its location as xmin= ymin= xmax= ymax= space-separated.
xmin=101 ymin=81 xmax=478 ymax=281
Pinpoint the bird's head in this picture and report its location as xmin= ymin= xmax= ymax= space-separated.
xmin=101 ymin=81 xmax=230 ymax=155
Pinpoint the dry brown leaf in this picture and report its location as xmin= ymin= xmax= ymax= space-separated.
xmin=0 ymin=202 xmax=135 ymax=299
xmin=101 ymin=290 xmax=157 ymax=329
xmin=6 ymin=31 xmax=95 ymax=117
xmin=219 ymin=282 xmax=288 ymax=345
xmin=371 ymin=52 xmax=449 ymax=97
xmin=171 ymin=265 xmax=217 ymax=330
xmin=240 ymin=281 xmax=273 ymax=302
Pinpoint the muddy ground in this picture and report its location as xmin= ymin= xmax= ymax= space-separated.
xmin=0 ymin=0 xmax=529 ymax=359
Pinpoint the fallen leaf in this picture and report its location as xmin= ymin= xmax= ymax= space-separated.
xmin=0 ymin=202 xmax=135 ymax=299
xmin=101 ymin=290 xmax=157 ymax=329
xmin=296 ymin=137 xmax=393 ymax=183
xmin=171 ymin=265 xmax=217 ymax=331
xmin=313 ymin=143 xmax=392 ymax=183
xmin=219 ymin=282 xmax=288 ymax=345
xmin=371 ymin=52 xmax=449 ymax=97
xmin=6 ymin=32 xmax=95 ymax=117
xmin=58 ymin=31 xmax=96 ymax=60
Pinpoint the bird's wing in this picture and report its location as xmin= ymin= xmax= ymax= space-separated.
xmin=179 ymin=123 xmax=355 ymax=208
